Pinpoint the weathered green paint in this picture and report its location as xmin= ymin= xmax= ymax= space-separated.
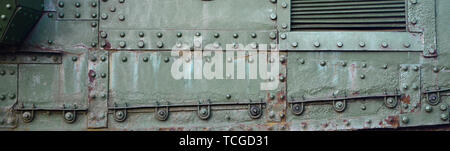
xmin=0 ymin=0 xmax=449 ymax=131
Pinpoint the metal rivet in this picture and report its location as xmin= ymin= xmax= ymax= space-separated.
xmin=251 ymin=33 xmax=257 ymax=38
xmin=101 ymin=56 xmax=107 ymax=62
xmin=359 ymin=41 xmax=366 ymax=47
xmin=91 ymin=13 xmax=97 ymax=18
xmin=195 ymin=32 xmax=201 ymax=37
xmin=281 ymin=2 xmax=288 ymax=8
xmin=441 ymin=114 xmax=449 ymax=121
xmin=143 ymin=57 xmax=149 ymax=62
xmin=280 ymin=33 xmax=286 ymax=39
xmin=382 ymin=42 xmax=389 ymax=48
xmin=101 ymin=13 xmax=108 ymax=20
xmin=360 ymin=74 xmax=366 ymax=79
xmin=8 ymin=93 xmax=15 ymax=99
xmin=100 ymin=32 xmax=108 ymax=38
xmin=119 ymin=41 xmax=126 ymax=48
xmin=58 ymin=1 xmax=64 ymax=7
xmin=157 ymin=41 xmax=164 ymax=48
xmin=75 ymin=13 xmax=81 ymax=18
xmin=164 ymin=57 xmax=170 ymax=63
xmin=156 ymin=32 xmax=163 ymax=38
xmin=233 ymin=33 xmax=239 ymax=38
xmin=403 ymin=42 xmax=411 ymax=48
xmin=58 ymin=12 xmax=64 ymax=18
xmin=226 ymin=94 xmax=231 ymax=99
xmin=337 ymin=41 xmax=343 ymax=47
xmin=118 ymin=15 xmax=125 ymax=21
xmin=291 ymin=42 xmax=298 ymax=47
xmin=361 ymin=105 xmax=366 ymax=110
xmin=314 ymin=41 xmax=320 ymax=47
xmin=101 ymin=73 xmax=107 ymax=78
xmin=122 ymin=57 xmax=127 ymax=62
xmin=72 ymin=56 xmax=78 ymax=62
xmin=401 ymin=116 xmax=409 ymax=124
xmin=91 ymin=22 xmax=97 ymax=27
xmin=440 ymin=104 xmax=448 ymax=111
xmin=137 ymin=41 xmax=145 ymax=48
xmin=214 ymin=33 xmax=220 ymax=38
xmin=425 ymin=105 xmax=432 ymax=112
xmin=270 ymin=13 xmax=277 ymax=20
xmin=120 ymin=32 xmax=126 ymax=37
xmin=320 ymin=61 xmax=326 ymax=66
xmin=281 ymin=24 xmax=288 ymax=29
xmin=177 ymin=32 xmax=182 ymax=37
xmin=269 ymin=32 xmax=276 ymax=39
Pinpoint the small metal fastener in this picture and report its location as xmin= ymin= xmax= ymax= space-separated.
xmin=270 ymin=13 xmax=277 ymax=20
xmin=119 ymin=41 xmax=126 ymax=48
xmin=298 ymin=58 xmax=305 ymax=64
xmin=0 ymin=95 xmax=6 ymax=100
xmin=403 ymin=42 xmax=411 ymax=48
xmin=439 ymin=104 xmax=448 ymax=111
xmin=383 ymin=64 xmax=388 ymax=69
xmin=226 ymin=94 xmax=231 ymax=99
xmin=333 ymin=100 xmax=346 ymax=112
xmin=279 ymin=75 xmax=285 ymax=82
xmin=292 ymin=103 xmax=304 ymax=115
xmin=137 ymin=41 xmax=145 ymax=48
xmin=401 ymin=116 xmax=409 ymax=124
xmin=385 ymin=97 xmax=398 ymax=108
xmin=233 ymin=33 xmax=239 ymax=38
xmin=280 ymin=33 xmax=287 ymax=39
xmin=143 ymin=57 xmax=149 ymax=62
xmin=138 ymin=32 xmax=145 ymax=37
xmin=381 ymin=42 xmax=389 ymax=48
xmin=22 ymin=111 xmax=33 ymax=123
xmin=101 ymin=56 xmax=107 ymax=62
xmin=122 ymin=57 xmax=127 ymax=62
xmin=248 ymin=105 xmax=262 ymax=119
xmin=440 ymin=114 xmax=449 ymax=121
xmin=71 ymin=56 xmax=78 ymax=62
xmin=337 ymin=41 xmax=343 ymax=47
xmin=320 ymin=61 xmax=326 ymax=66
xmin=291 ymin=42 xmax=298 ymax=47
xmin=361 ymin=105 xmax=366 ymax=110
xmin=360 ymin=74 xmax=366 ymax=79
xmin=164 ymin=57 xmax=170 ymax=63
xmin=359 ymin=41 xmax=366 ymax=47
xmin=156 ymin=41 xmax=164 ymax=48
xmin=251 ymin=33 xmax=257 ymax=38
xmin=156 ymin=32 xmax=163 ymax=38
xmin=314 ymin=41 xmax=320 ymax=47
xmin=101 ymin=73 xmax=107 ymax=78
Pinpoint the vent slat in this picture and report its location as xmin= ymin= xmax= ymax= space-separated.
xmin=290 ymin=0 xmax=407 ymax=31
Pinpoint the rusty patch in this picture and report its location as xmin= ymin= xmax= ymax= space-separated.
xmin=384 ymin=116 xmax=399 ymax=128
xmin=88 ymin=70 xmax=96 ymax=83
xmin=401 ymin=95 xmax=411 ymax=104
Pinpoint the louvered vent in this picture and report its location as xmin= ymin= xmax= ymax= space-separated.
xmin=291 ymin=0 xmax=407 ymax=31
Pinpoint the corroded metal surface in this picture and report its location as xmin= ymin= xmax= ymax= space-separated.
xmin=0 ymin=0 xmax=449 ymax=131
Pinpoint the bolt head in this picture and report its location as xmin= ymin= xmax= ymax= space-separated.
xmin=64 ymin=112 xmax=74 ymax=120
xmin=401 ymin=116 xmax=409 ymax=124
xmin=440 ymin=104 xmax=448 ymax=111
xmin=440 ymin=114 xmax=449 ymax=121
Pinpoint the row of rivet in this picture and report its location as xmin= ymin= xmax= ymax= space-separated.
xmin=281 ymin=36 xmax=412 ymax=49
xmin=56 ymin=1 xmax=98 ymax=19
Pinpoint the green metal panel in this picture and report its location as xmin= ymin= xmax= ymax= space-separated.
xmin=0 ymin=0 xmax=448 ymax=131
xmin=0 ymin=64 xmax=17 ymax=129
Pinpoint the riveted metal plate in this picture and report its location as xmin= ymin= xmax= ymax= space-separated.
xmin=279 ymin=32 xmax=424 ymax=51
xmin=87 ymin=50 xmax=109 ymax=128
xmin=0 ymin=0 xmax=17 ymax=41
xmin=407 ymin=0 xmax=437 ymax=57
xmin=17 ymin=54 xmax=88 ymax=110
xmin=0 ymin=52 xmax=62 ymax=64
xmin=399 ymin=64 xmax=421 ymax=114
xmin=99 ymin=0 xmax=276 ymax=30
xmin=53 ymin=0 xmax=99 ymax=20
xmin=25 ymin=13 xmax=99 ymax=50
xmin=1 ymin=7 xmax=42 ymax=45
xmin=0 ymin=64 xmax=17 ymax=129
xmin=101 ymin=30 xmax=277 ymax=50
xmin=276 ymin=0 xmax=290 ymax=32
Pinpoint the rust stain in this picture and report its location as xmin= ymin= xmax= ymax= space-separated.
xmin=384 ymin=116 xmax=399 ymax=128
xmin=401 ymin=95 xmax=411 ymax=104
xmin=88 ymin=70 xmax=96 ymax=83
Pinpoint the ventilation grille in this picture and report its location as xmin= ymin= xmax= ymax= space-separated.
xmin=291 ymin=0 xmax=407 ymax=31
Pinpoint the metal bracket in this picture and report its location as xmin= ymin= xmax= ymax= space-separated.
xmin=62 ymin=104 xmax=77 ymax=123
xmin=248 ymin=99 xmax=263 ymax=119
xmin=113 ymin=103 xmax=127 ymax=122
xmin=197 ymin=100 xmax=211 ymax=120
xmin=423 ymin=88 xmax=450 ymax=106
